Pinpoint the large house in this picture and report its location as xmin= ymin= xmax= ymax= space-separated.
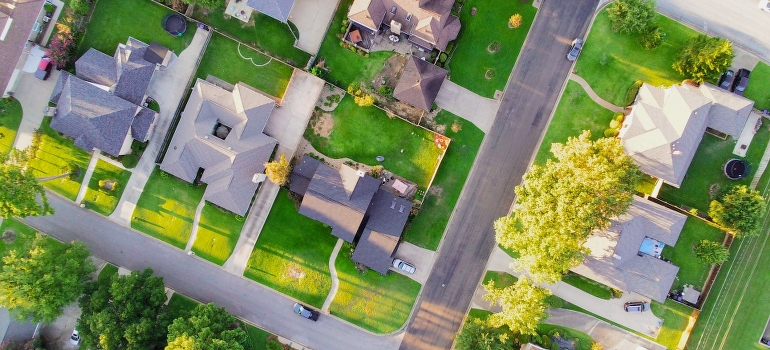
xmin=1 ymin=0 xmax=47 ymax=97
xmin=620 ymin=83 xmax=754 ymax=187
xmin=393 ymin=56 xmax=446 ymax=111
xmin=49 ymin=38 xmax=159 ymax=157
xmin=245 ymin=0 xmax=295 ymax=23
xmin=571 ymin=197 xmax=687 ymax=302
xmin=160 ymin=79 xmax=277 ymax=216
xmin=347 ymin=0 xmax=460 ymax=52
xmin=289 ymin=155 xmax=412 ymax=274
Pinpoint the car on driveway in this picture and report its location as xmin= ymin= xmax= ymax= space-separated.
xmin=392 ymin=258 xmax=416 ymax=274
xmin=624 ymin=301 xmax=650 ymax=312
xmin=70 ymin=329 xmax=81 ymax=345
xmin=760 ymin=0 xmax=770 ymax=13
xmin=35 ymin=57 xmax=52 ymax=80
xmin=293 ymin=303 xmax=319 ymax=321
xmin=733 ymin=68 xmax=750 ymax=96
xmin=718 ymin=70 xmax=735 ymax=90
xmin=567 ymin=38 xmax=584 ymax=61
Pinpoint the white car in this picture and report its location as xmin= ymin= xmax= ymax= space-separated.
xmin=69 ymin=329 xmax=81 ymax=345
xmin=392 ymin=259 xmax=415 ymax=274
xmin=760 ymin=0 xmax=770 ymax=13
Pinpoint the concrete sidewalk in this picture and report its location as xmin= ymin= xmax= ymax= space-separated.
xmin=434 ymin=80 xmax=499 ymax=133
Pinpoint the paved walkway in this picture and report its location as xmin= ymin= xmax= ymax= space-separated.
xmin=434 ymin=80 xmax=499 ymax=133
xmin=568 ymin=73 xmax=624 ymax=113
xmin=75 ymin=151 xmax=101 ymax=204
xmin=322 ymin=238 xmax=344 ymax=313
xmin=290 ymin=0 xmax=340 ymax=56
xmin=185 ymin=199 xmax=207 ymax=251
xmin=545 ymin=309 xmax=667 ymax=350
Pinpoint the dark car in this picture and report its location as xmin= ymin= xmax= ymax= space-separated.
xmin=624 ymin=301 xmax=650 ymax=313
xmin=733 ymin=68 xmax=751 ymax=96
xmin=718 ymin=70 xmax=735 ymax=90
xmin=293 ymin=303 xmax=319 ymax=321
xmin=35 ymin=57 xmax=52 ymax=80
xmin=567 ymin=38 xmax=584 ymax=62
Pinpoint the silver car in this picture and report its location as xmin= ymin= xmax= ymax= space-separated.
xmin=392 ymin=259 xmax=415 ymax=274
xmin=567 ymin=38 xmax=584 ymax=61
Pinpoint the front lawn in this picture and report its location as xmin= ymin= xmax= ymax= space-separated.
xmin=0 ymin=219 xmax=37 ymax=267
xmin=402 ymin=111 xmax=483 ymax=249
xmin=562 ymin=273 xmax=612 ymax=300
xmin=305 ymin=96 xmax=445 ymax=188
xmin=191 ymin=203 xmax=245 ymax=266
xmin=196 ymin=33 xmax=294 ymax=98
xmin=131 ymin=167 xmax=205 ymax=248
xmin=79 ymin=0 xmax=195 ymax=56
xmin=28 ymin=117 xmax=90 ymax=200
xmin=0 ymin=98 xmax=23 ymax=153
xmin=576 ymin=11 xmax=699 ymax=106
xmin=651 ymin=299 xmax=694 ymax=350
xmin=744 ymin=62 xmax=770 ymax=111
xmin=83 ymin=160 xmax=131 ymax=216
xmin=483 ymin=271 xmax=518 ymax=288
xmin=661 ymin=217 xmax=725 ymax=291
xmin=447 ymin=0 xmax=537 ymax=98
xmin=97 ymin=263 xmax=118 ymax=284
xmin=244 ymin=189 xmax=336 ymax=308
xmin=533 ymin=80 xmax=617 ymax=165
xmin=330 ymin=243 xmax=421 ymax=334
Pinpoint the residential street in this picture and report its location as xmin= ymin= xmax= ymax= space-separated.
xmin=399 ymin=0 xmax=599 ymax=348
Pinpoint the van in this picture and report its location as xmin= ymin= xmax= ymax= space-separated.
xmin=624 ymin=301 xmax=650 ymax=313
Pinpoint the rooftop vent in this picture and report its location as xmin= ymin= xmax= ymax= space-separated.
xmin=390 ymin=200 xmax=396 ymax=209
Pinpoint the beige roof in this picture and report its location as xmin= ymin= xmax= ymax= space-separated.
xmin=348 ymin=0 xmax=386 ymax=31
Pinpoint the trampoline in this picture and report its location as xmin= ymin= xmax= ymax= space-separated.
xmin=162 ymin=13 xmax=187 ymax=37
xmin=724 ymin=159 xmax=748 ymax=180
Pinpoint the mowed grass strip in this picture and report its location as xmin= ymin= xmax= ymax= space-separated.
xmin=562 ymin=273 xmax=612 ymax=300
xmin=83 ymin=159 xmax=131 ymax=216
xmin=244 ymin=189 xmax=335 ymax=308
xmin=661 ymin=217 xmax=725 ymax=291
xmin=403 ymin=112 xmax=483 ymax=249
xmin=330 ymin=243 xmax=421 ymax=334
xmin=744 ymin=62 xmax=770 ymax=111
xmin=191 ymin=203 xmax=245 ymax=266
xmin=0 ymin=98 xmax=23 ymax=153
xmin=651 ymin=300 xmax=695 ymax=350
xmin=483 ymin=271 xmax=518 ymax=289
xmin=131 ymin=167 xmax=204 ymax=248
xmin=28 ymin=117 xmax=90 ymax=200
xmin=448 ymin=0 xmax=537 ymax=98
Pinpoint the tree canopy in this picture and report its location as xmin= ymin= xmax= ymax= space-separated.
xmin=166 ymin=303 xmax=251 ymax=350
xmin=264 ymin=154 xmax=291 ymax=186
xmin=495 ymin=131 xmax=641 ymax=283
xmin=0 ymin=149 xmax=52 ymax=219
xmin=0 ymin=235 xmax=94 ymax=322
xmin=672 ymin=35 xmax=733 ymax=83
xmin=694 ymin=240 xmax=729 ymax=265
xmin=606 ymin=0 xmax=657 ymax=34
xmin=454 ymin=319 xmax=510 ymax=350
xmin=709 ymin=185 xmax=766 ymax=236
xmin=482 ymin=277 xmax=551 ymax=336
xmin=78 ymin=268 xmax=172 ymax=350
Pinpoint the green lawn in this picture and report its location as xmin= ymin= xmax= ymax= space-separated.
xmin=314 ymin=0 xmax=393 ymax=88
xmin=79 ymin=0 xmax=195 ymax=56
xmin=637 ymin=173 xmax=658 ymax=196
xmin=661 ymin=217 xmax=725 ymax=291
xmin=447 ymin=0 xmax=537 ymax=98
xmin=330 ymin=243 xmax=421 ymax=334
xmin=657 ymin=125 xmax=770 ymax=213
xmin=533 ymin=81 xmax=618 ymax=165
xmin=562 ymin=273 xmax=612 ymax=300
xmin=483 ymin=271 xmax=518 ymax=289
xmin=131 ymin=167 xmax=205 ymax=249
xmin=0 ymin=98 xmax=23 ymax=153
xmin=536 ymin=324 xmax=596 ymax=350
xmin=745 ymin=62 xmax=770 ymax=111
xmin=97 ymin=263 xmax=118 ymax=284
xmin=576 ymin=11 xmax=700 ymax=106
xmin=651 ymin=300 xmax=694 ymax=350
xmin=28 ymin=117 xmax=90 ymax=200
xmin=244 ymin=189 xmax=336 ymax=308
xmin=402 ymin=111 xmax=483 ymax=249
xmin=83 ymin=160 xmax=131 ymax=216
xmin=196 ymin=33 xmax=294 ymax=99
xmin=191 ymin=3 xmax=309 ymax=66
xmin=191 ymin=203 xmax=245 ymax=266
xmin=0 ymin=219 xmax=37 ymax=267
xmin=306 ymin=96 xmax=444 ymax=188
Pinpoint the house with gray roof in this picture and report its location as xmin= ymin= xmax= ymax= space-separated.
xmin=246 ymin=0 xmax=295 ymax=23
xmin=394 ymin=56 xmax=446 ymax=111
xmin=1 ymin=0 xmax=46 ymax=97
xmin=160 ymin=79 xmax=277 ymax=216
xmin=571 ymin=197 xmax=687 ymax=302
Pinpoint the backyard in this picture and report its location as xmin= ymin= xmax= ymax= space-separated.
xmin=28 ymin=117 xmax=91 ymax=201
xmin=83 ymin=159 xmax=132 ymax=216
xmin=661 ymin=217 xmax=725 ymax=291
xmin=744 ymin=62 xmax=770 ymax=111
xmin=196 ymin=33 xmax=294 ymax=99
xmin=447 ymin=0 xmax=537 ymax=98
xmin=131 ymin=167 xmax=205 ymax=249
xmin=244 ymin=189 xmax=336 ymax=308
xmin=330 ymin=243 xmax=421 ymax=334
xmin=402 ymin=111 xmax=483 ymax=250
xmin=190 ymin=203 xmax=245 ymax=265
xmin=0 ymin=98 xmax=22 ymax=153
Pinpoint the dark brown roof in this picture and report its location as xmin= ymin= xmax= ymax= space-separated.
xmin=0 ymin=0 xmax=45 ymax=96
xmin=351 ymin=189 xmax=412 ymax=274
xmin=393 ymin=56 xmax=447 ymax=111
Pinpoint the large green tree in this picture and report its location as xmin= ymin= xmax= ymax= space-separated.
xmin=606 ymin=0 xmax=657 ymax=34
xmin=495 ymin=131 xmax=641 ymax=283
xmin=694 ymin=240 xmax=729 ymax=265
xmin=672 ymin=35 xmax=733 ymax=83
xmin=454 ymin=319 xmax=510 ymax=350
xmin=0 ymin=235 xmax=94 ymax=322
xmin=709 ymin=185 xmax=766 ymax=236
xmin=78 ymin=268 xmax=172 ymax=350
xmin=0 ymin=149 xmax=52 ymax=219
xmin=166 ymin=303 xmax=250 ymax=350
xmin=483 ymin=277 xmax=551 ymax=336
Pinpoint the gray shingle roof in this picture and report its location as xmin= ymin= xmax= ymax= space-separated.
xmin=246 ymin=0 xmax=296 ymax=22
xmin=50 ymin=71 xmax=71 ymax=104
xmin=394 ymin=56 xmax=447 ymax=111
xmin=75 ymin=49 xmax=117 ymax=87
xmin=691 ymin=83 xmax=754 ymax=138
xmin=113 ymin=38 xmax=155 ymax=105
xmin=160 ymin=79 xmax=277 ymax=216
xmin=289 ymin=155 xmax=321 ymax=196
xmin=131 ymin=107 xmax=156 ymax=141
xmin=351 ymin=189 xmax=412 ymax=274
xmin=0 ymin=0 xmax=45 ymax=96
xmin=143 ymin=42 xmax=171 ymax=66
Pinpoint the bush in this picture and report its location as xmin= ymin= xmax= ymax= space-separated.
xmin=609 ymin=120 xmax=621 ymax=129
xmin=614 ymin=113 xmax=625 ymax=122
xmin=607 ymin=0 xmax=656 ymax=34
xmin=121 ymin=154 xmax=139 ymax=168
xmin=378 ymin=85 xmax=394 ymax=96
xmin=624 ymin=80 xmax=644 ymax=106
xmin=604 ymin=128 xmax=619 ymax=138
xmin=509 ymin=13 xmax=523 ymax=28
xmin=694 ymin=240 xmax=730 ymax=264
xmin=266 ymin=339 xmax=284 ymax=350
xmin=70 ymin=0 xmax=92 ymax=16
xmin=445 ymin=42 xmax=455 ymax=53
xmin=639 ymin=25 xmax=663 ymax=49
xmin=541 ymin=336 xmax=551 ymax=348
xmin=439 ymin=52 xmax=448 ymax=63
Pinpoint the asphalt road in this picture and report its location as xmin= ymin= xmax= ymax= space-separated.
xmin=399 ymin=0 xmax=599 ymax=349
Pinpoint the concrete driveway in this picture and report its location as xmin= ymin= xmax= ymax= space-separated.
xmin=289 ymin=0 xmax=340 ymax=56
xmin=12 ymin=68 xmax=60 ymax=150
xmin=391 ymin=243 xmax=436 ymax=284
xmin=434 ymin=80 xmax=499 ymax=133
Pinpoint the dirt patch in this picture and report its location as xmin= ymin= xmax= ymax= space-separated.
xmin=284 ymin=263 xmax=306 ymax=280
xmin=312 ymin=111 xmax=334 ymax=138
xmin=373 ymin=55 xmax=407 ymax=91
xmin=1 ymin=228 xmax=16 ymax=244
xmin=317 ymin=84 xmax=345 ymax=112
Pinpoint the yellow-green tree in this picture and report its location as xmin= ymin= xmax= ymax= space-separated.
xmin=483 ymin=277 xmax=551 ymax=335
xmin=264 ymin=154 xmax=291 ymax=186
xmin=509 ymin=14 xmax=523 ymax=28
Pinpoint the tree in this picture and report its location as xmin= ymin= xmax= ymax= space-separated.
xmin=264 ymin=154 xmax=291 ymax=186
xmin=606 ymin=0 xmax=657 ymax=34
xmin=454 ymin=319 xmax=510 ymax=350
xmin=709 ymin=185 xmax=765 ymax=236
xmin=78 ymin=268 xmax=172 ymax=350
xmin=483 ymin=277 xmax=551 ymax=335
xmin=508 ymin=14 xmax=523 ymax=28
xmin=672 ymin=35 xmax=733 ymax=83
xmin=354 ymin=94 xmax=375 ymax=107
xmin=0 ymin=235 xmax=94 ymax=322
xmin=166 ymin=303 xmax=250 ymax=350
xmin=0 ymin=150 xmax=53 ymax=219
xmin=694 ymin=240 xmax=729 ymax=265
xmin=495 ymin=131 xmax=641 ymax=283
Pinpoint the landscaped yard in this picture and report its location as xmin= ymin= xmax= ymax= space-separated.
xmin=305 ymin=96 xmax=445 ymax=189
xmin=745 ymin=62 xmax=770 ymax=111
xmin=28 ymin=117 xmax=90 ymax=201
xmin=651 ymin=300 xmax=694 ymax=350
xmin=131 ymin=167 xmax=205 ymax=249
xmin=191 ymin=203 xmax=245 ymax=266
xmin=79 ymin=0 xmax=195 ymax=56
xmin=191 ymin=3 xmax=309 ymax=66
xmin=576 ymin=10 xmax=700 ymax=106
xmin=330 ymin=243 xmax=421 ymax=334
xmin=402 ymin=111 xmax=483 ymax=249
xmin=661 ymin=217 xmax=725 ymax=291
xmin=447 ymin=0 xmax=537 ymax=98
xmin=196 ymin=33 xmax=294 ymax=98
xmin=0 ymin=98 xmax=23 ymax=153
xmin=562 ymin=273 xmax=612 ymax=300
xmin=244 ymin=189 xmax=336 ymax=308
xmin=0 ymin=219 xmax=37 ymax=267
xmin=83 ymin=160 xmax=131 ymax=216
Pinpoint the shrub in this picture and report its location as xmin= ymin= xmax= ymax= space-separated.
xmin=609 ymin=120 xmax=621 ymax=129
xmin=607 ymin=0 xmax=657 ymax=34
xmin=592 ymin=342 xmax=605 ymax=350
xmin=266 ymin=339 xmax=284 ymax=350
xmin=48 ymin=32 xmax=76 ymax=69
xmin=610 ymin=288 xmax=623 ymax=298
xmin=509 ymin=13 xmax=523 ymax=28
xmin=604 ymin=128 xmax=619 ymax=138
xmin=694 ymin=240 xmax=730 ymax=264
xmin=614 ymin=113 xmax=625 ymax=122
xmin=541 ymin=336 xmax=551 ymax=348
xmin=624 ymin=80 xmax=644 ymax=106
xmin=70 ymin=0 xmax=92 ymax=16
xmin=639 ymin=25 xmax=663 ymax=49
xmin=121 ymin=154 xmax=139 ymax=169
xmin=378 ymin=85 xmax=394 ymax=96
xmin=445 ymin=42 xmax=455 ymax=53
xmin=439 ymin=52 xmax=448 ymax=63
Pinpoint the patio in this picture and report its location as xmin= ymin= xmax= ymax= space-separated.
xmin=224 ymin=0 xmax=253 ymax=22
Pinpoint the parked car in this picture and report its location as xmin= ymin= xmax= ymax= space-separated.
xmin=760 ymin=0 xmax=770 ymax=13
xmin=718 ymin=70 xmax=735 ymax=90
xmin=35 ymin=57 xmax=52 ymax=80
xmin=567 ymin=38 xmax=584 ymax=62
xmin=733 ymin=68 xmax=751 ymax=96
xmin=624 ymin=301 xmax=650 ymax=313
xmin=293 ymin=303 xmax=319 ymax=321
xmin=69 ymin=329 xmax=81 ymax=345
xmin=392 ymin=258 xmax=416 ymax=274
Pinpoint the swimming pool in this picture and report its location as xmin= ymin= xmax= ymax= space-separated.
xmin=639 ymin=237 xmax=664 ymax=257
